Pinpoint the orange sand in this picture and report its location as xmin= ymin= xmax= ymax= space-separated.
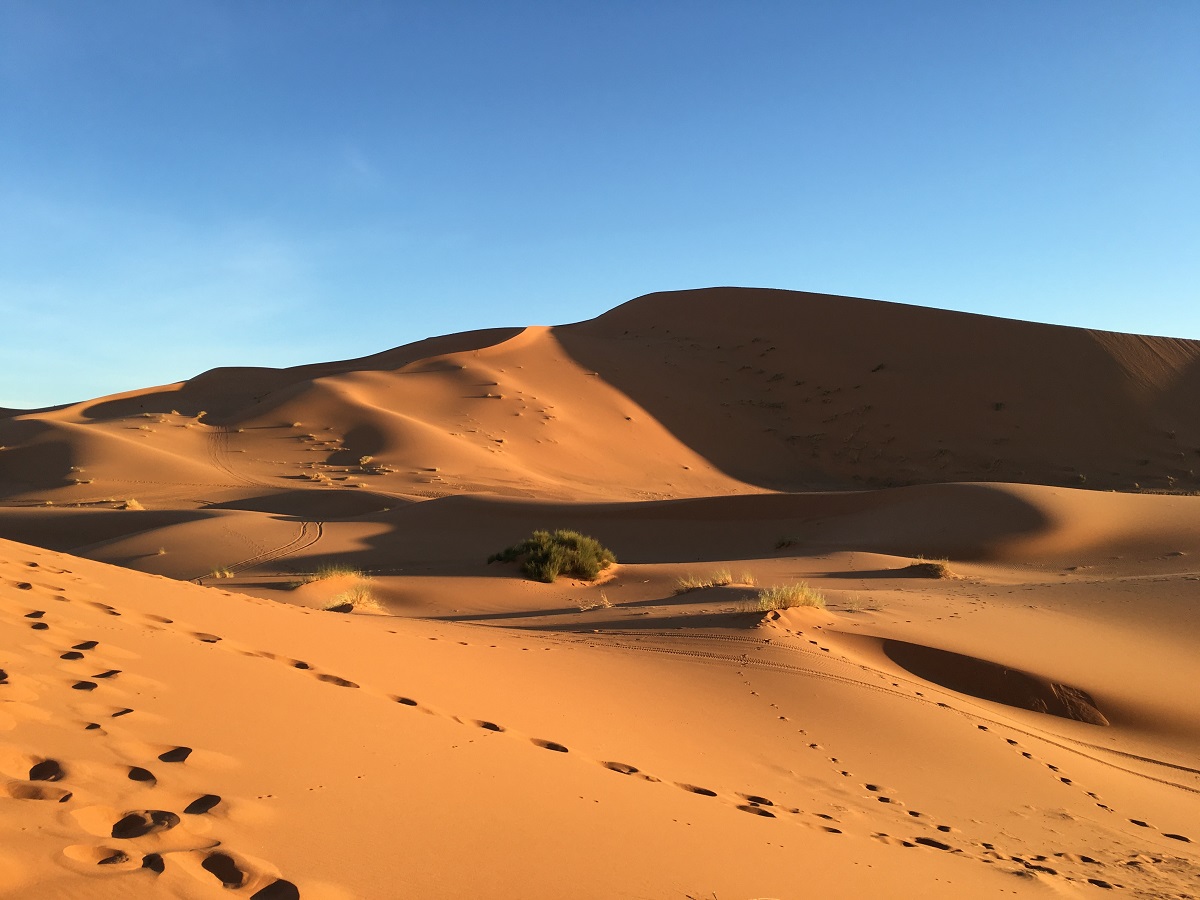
xmin=1 ymin=288 xmax=1197 ymax=898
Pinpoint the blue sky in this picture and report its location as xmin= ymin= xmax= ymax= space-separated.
xmin=2 ymin=1 xmax=1197 ymax=408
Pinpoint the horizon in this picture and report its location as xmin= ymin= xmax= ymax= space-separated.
xmin=3 ymin=1 xmax=1197 ymax=408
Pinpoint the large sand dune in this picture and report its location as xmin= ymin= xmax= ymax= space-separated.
xmin=2 ymin=288 xmax=1198 ymax=897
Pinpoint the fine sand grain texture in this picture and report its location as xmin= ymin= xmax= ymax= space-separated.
xmin=1 ymin=288 xmax=1199 ymax=898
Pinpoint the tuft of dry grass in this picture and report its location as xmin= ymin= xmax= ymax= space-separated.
xmin=324 ymin=580 xmax=384 ymax=613
xmin=674 ymin=569 xmax=734 ymax=594
xmin=208 ymin=567 xmax=235 ymax=579
xmin=577 ymin=591 xmax=613 ymax=612
xmin=754 ymin=582 xmax=826 ymax=612
xmin=305 ymin=562 xmax=367 ymax=582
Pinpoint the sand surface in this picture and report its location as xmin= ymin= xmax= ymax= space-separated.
xmin=1 ymin=288 xmax=1198 ymax=898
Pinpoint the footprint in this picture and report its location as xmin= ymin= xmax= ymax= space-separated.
xmin=202 ymin=851 xmax=245 ymax=887
xmin=23 ymin=611 xmax=44 ymax=619
xmin=30 ymin=623 xmax=49 ymax=631
xmin=252 ymin=881 xmax=301 ymax=900
xmin=63 ymin=845 xmax=139 ymax=869
xmin=59 ymin=652 xmax=84 ymax=660
xmin=111 ymin=810 xmax=180 ymax=839
xmin=112 ymin=708 xmax=134 ymax=718
xmin=1163 ymin=833 xmax=1191 ymax=843
xmin=602 ymin=761 xmax=639 ymax=775
xmin=392 ymin=696 xmax=418 ymax=706
xmin=193 ymin=633 xmax=221 ymax=644
xmin=142 ymin=853 xmax=165 ymax=874
xmin=678 ymin=784 xmax=717 ymax=797
xmin=473 ymin=720 xmax=504 ymax=732
xmin=92 ymin=670 xmax=121 ymax=679
xmin=739 ymin=794 xmax=773 ymax=806
xmin=71 ymin=681 xmax=97 ymax=691
xmin=128 ymin=766 xmax=156 ymax=784
xmin=158 ymin=746 xmax=192 ymax=763
xmin=530 ymin=739 xmax=568 ymax=753
xmin=72 ymin=641 xmax=99 ymax=651
xmin=6 ymin=782 xmax=72 ymax=802
xmin=914 ymin=837 xmax=953 ymax=851
xmin=314 ymin=674 xmax=358 ymax=688
xmin=737 ymin=804 xmax=776 ymax=818
xmin=28 ymin=759 xmax=65 ymax=781
xmin=184 ymin=794 xmax=222 ymax=815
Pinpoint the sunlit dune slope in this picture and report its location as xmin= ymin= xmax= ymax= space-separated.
xmin=3 ymin=288 xmax=1199 ymax=517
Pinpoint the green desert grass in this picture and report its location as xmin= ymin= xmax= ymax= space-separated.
xmin=488 ymin=529 xmax=616 ymax=583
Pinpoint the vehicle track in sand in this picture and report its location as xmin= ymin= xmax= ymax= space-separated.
xmin=193 ymin=520 xmax=324 ymax=583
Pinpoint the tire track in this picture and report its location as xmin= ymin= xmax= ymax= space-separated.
xmin=205 ymin=426 xmax=267 ymax=488
xmin=193 ymin=521 xmax=324 ymax=582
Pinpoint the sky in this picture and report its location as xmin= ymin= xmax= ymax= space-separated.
xmin=1 ymin=1 xmax=1197 ymax=408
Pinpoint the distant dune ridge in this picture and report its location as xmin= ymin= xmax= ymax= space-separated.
xmin=1 ymin=288 xmax=1198 ymax=898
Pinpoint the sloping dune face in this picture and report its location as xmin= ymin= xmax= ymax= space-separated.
xmin=560 ymin=287 xmax=1200 ymax=492
xmin=2 ymin=288 xmax=1200 ymax=898
xmin=3 ymin=287 xmax=1200 ymax=514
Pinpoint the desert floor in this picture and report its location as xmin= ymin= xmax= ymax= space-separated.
xmin=2 ymin=288 xmax=1198 ymax=898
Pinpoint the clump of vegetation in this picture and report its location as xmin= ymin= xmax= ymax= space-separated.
xmin=308 ymin=562 xmax=367 ymax=582
xmin=208 ymin=567 xmax=235 ymax=579
xmin=674 ymin=569 xmax=733 ymax=594
xmin=674 ymin=570 xmax=757 ymax=593
xmin=755 ymin=582 xmax=826 ymax=612
xmin=324 ymin=580 xmax=384 ymax=613
xmin=488 ymin=530 xmax=616 ymax=583
xmin=905 ymin=557 xmax=953 ymax=578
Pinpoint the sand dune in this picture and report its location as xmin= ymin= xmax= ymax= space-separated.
xmin=2 ymin=288 xmax=1199 ymax=897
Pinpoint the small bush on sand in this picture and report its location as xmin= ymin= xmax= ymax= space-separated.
xmin=324 ymin=580 xmax=384 ymax=613
xmin=488 ymin=530 xmax=616 ymax=583
xmin=755 ymin=583 xmax=825 ymax=612
xmin=208 ymin=567 xmax=235 ymax=579
xmin=905 ymin=557 xmax=953 ymax=578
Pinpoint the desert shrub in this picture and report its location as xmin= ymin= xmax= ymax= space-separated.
xmin=905 ymin=557 xmax=952 ymax=578
xmin=755 ymin=582 xmax=826 ymax=612
xmin=488 ymin=529 xmax=616 ymax=583
xmin=324 ymin=580 xmax=383 ymax=613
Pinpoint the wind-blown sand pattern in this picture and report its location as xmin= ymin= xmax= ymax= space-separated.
xmin=1 ymin=288 xmax=1198 ymax=898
